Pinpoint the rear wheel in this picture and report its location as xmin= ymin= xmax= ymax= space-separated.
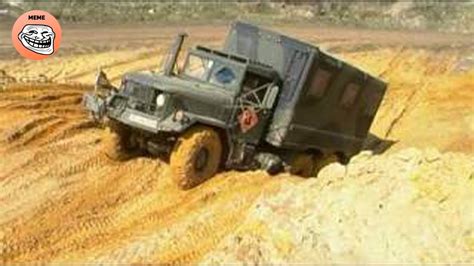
xmin=170 ymin=126 xmax=222 ymax=190
xmin=313 ymin=153 xmax=339 ymax=173
xmin=289 ymin=153 xmax=314 ymax=177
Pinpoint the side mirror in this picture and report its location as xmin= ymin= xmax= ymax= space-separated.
xmin=262 ymin=85 xmax=279 ymax=109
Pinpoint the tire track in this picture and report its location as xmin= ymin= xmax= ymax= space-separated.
xmin=2 ymin=115 xmax=59 ymax=143
xmin=81 ymin=172 xmax=274 ymax=264
xmin=3 ymin=158 xmax=159 ymax=262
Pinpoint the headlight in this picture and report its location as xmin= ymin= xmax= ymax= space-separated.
xmin=174 ymin=110 xmax=185 ymax=121
xmin=156 ymin=93 xmax=166 ymax=107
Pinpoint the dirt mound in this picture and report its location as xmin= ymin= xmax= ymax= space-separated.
xmin=202 ymin=148 xmax=474 ymax=264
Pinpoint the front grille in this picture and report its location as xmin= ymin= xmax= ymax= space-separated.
xmin=111 ymin=96 xmax=127 ymax=110
xmin=132 ymin=85 xmax=155 ymax=105
xmin=123 ymin=82 xmax=160 ymax=114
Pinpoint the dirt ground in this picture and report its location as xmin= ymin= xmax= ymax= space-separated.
xmin=0 ymin=24 xmax=473 ymax=264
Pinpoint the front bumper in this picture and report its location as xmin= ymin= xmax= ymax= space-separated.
xmin=83 ymin=92 xmax=106 ymax=120
xmin=113 ymin=107 xmax=189 ymax=133
xmin=83 ymin=92 xmax=189 ymax=134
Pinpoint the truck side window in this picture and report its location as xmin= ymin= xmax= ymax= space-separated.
xmin=184 ymin=54 xmax=214 ymax=81
xmin=340 ymin=83 xmax=360 ymax=108
xmin=210 ymin=66 xmax=236 ymax=86
xmin=307 ymin=68 xmax=332 ymax=98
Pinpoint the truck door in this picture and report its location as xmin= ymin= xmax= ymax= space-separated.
xmin=230 ymin=73 xmax=279 ymax=145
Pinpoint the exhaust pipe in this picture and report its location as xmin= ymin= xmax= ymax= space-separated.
xmin=163 ymin=32 xmax=188 ymax=76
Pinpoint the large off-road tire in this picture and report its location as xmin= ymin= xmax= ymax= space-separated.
xmin=170 ymin=126 xmax=222 ymax=190
xmin=289 ymin=153 xmax=314 ymax=177
xmin=102 ymin=124 xmax=132 ymax=161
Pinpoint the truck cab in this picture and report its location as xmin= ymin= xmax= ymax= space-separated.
xmin=85 ymin=33 xmax=282 ymax=189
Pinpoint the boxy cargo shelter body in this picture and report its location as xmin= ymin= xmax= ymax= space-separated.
xmin=224 ymin=22 xmax=387 ymax=157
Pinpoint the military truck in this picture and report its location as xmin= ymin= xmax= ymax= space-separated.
xmin=83 ymin=22 xmax=387 ymax=189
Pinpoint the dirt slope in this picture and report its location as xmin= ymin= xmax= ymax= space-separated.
xmin=0 ymin=25 xmax=473 ymax=264
xmin=203 ymin=149 xmax=474 ymax=264
xmin=346 ymin=48 xmax=474 ymax=154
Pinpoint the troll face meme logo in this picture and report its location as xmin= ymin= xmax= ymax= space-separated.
xmin=18 ymin=24 xmax=55 ymax=55
xmin=11 ymin=10 xmax=62 ymax=60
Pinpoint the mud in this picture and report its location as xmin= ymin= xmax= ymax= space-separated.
xmin=0 ymin=25 xmax=472 ymax=264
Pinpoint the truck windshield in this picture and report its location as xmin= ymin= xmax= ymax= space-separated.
xmin=183 ymin=54 xmax=238 ymax=87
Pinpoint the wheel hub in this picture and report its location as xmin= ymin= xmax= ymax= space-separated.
xmin=194 ymin=147 xmax=209 ymax=171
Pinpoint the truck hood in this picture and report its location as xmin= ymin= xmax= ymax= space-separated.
xmin=123 ymin=72 xmax=235 ymax=106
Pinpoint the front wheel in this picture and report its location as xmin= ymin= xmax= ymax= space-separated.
xmin=102 ymin=123 xmax=132 ymax=161
xmin=170 ymin=126 xmax=222 ymax=190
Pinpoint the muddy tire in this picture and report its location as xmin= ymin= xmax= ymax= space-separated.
xmin=289 ymin=153 xmax=314 ymax=177
xmin=170 ymin=126 xmax=222 ymax=190
xmin=102 ymin=124 xmax=131 ymax=161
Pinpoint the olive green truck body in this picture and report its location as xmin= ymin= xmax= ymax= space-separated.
xmin=83 ymin=21 xmax=387 ymax=185
xmin=224 ymin=22 xmax=386 ymax=157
